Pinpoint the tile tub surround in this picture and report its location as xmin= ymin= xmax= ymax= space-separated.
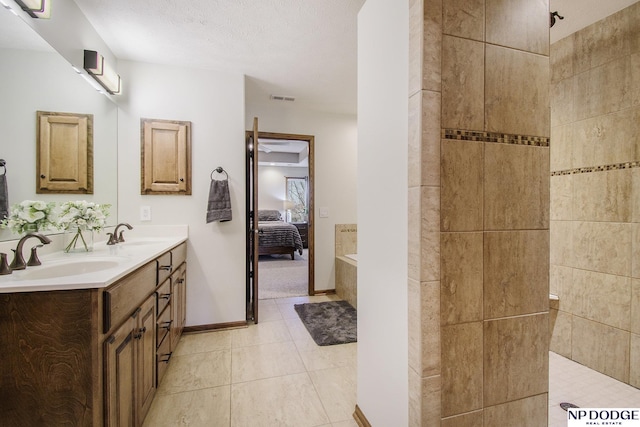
xmin=335 ymin=224 xmax=357 ymax=308
xmin=409 ymin=0 xmax=550 ymax=424
xmin=549 ymin=1 xmax=640 ymax=390
xmin=335 ymin=255 xmax=357 ymax=309
xmin=335 ymin=224 xmax=357 ymax=257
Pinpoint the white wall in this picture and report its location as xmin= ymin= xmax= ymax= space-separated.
xmin=245 ymin=104 xmax=357 ymax=291
xmin=258 ymin=165 xmax=308 ymax=215
xmin=357 ymin=0 xmax=409 ymax=424
xmin=0 ymin=48 xmax=118 ymax=241
xmin=117 ymin=60 xmax=246 ymax=326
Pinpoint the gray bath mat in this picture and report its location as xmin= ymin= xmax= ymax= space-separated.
xmin=294 ymin=301 xmax=357 ymax=346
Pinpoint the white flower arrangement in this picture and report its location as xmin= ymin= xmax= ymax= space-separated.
xmin=57 ymin=201 xmax=111 ymax=253
xmin=1 ymin=200 xmax=56 ymax=235
xmin=0 ymin=200 xmax=111 ymax=251
xmin=57 ymin=200 xmax=111 ymax=232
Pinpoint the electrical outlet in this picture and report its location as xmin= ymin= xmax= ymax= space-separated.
xmin=140 ymin=206 xmax=151 ymax=221
xmin=319 ymin=207 xmax=329 ymax=218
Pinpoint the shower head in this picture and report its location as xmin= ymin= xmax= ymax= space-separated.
xmin=550 ymin=11 xmax=564 ymax=28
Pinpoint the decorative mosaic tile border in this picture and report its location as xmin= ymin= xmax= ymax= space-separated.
xmin=443 ymin=129 xmax=550 ymax=147
xmin=551 ymin=161 xmax=640 ymax=176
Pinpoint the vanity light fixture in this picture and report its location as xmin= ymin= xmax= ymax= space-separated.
xmin=13 ymin=0 xmax=50 ymax=19
xmin=83 ymin=50 xmax=121 ymax=95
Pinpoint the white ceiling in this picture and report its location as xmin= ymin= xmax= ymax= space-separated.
xmin=257 ymin=138 xmax=308 ymax=167
xmin=2 ymin=0 xmax=637 ymax=115
xmin=73 ymin=0 xmax=366 ymax=115
xmin=71 ymin=0 xmax=636 ymax=114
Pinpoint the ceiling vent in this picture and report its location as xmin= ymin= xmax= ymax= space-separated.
xmin=270 ymin=95 xmax=295 ymax=102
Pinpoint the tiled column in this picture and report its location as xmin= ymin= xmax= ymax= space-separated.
xmin=408 ymin=0 xmax=442 ymax=424
xmin=408 ymin=0 xmax=551 ymax=425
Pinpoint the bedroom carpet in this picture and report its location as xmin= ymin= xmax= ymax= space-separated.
xmin=258 ymin=250 xmax=308 ymax=299
xmin=294 ymin=301 xmax=357 ymax=346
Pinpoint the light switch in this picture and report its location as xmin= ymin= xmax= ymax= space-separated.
xmin=140 ymin=206 xmax=152 ymax=221
xmin=319 ymin=207 xmax=329 ymax=218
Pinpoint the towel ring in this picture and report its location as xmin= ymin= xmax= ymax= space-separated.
xmin=0 ymin=159 xmax=5 ymax=176
xmin=210 ymin=166 xmax=228 ymax=180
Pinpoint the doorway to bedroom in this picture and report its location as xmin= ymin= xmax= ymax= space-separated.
xmin=254 ymin=131 xmax=315 ymax=302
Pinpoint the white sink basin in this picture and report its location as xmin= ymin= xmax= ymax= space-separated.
xmin=19 ymin=259 xmax=122 ymax=280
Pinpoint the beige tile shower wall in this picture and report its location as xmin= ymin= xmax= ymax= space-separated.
xmin=410 ymin=0 xmax=551 ymax=424
xmin=549 ymin=1 xmax=640 ymax=389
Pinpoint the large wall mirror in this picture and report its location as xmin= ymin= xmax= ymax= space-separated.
xmin=0 ymin=7 xmax=118 ymax=241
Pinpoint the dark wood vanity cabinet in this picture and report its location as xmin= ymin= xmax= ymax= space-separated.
xmin=105 ymin=242 xmax=187 ymax=426
xmin=156 ymin=250 xmax=187 ymax=386
xmin=104 ymin=294 xmax=156 ymax=427
xmin=0 ymin=241 xmax=187 ymax=427
xmin=171 ymin=263 xmax=187 ymax=346
xmin=0 ymin=288 xmax=102 ymax=426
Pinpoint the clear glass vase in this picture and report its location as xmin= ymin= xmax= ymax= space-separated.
xmin=64 ymin=224 xmax=93 ymax=253
xmin=23 ymin=223 xmax=39 ymax=234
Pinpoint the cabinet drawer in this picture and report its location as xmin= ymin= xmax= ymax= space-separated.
xmin=156 ymin=278 xmax=171 ymax=315
xmin=156 ymin=251 xmax=172 ymax=285
xmin=172 ymin=242 xmax=187 ymax=269
xmin=156 ymin=331 xmax=172 ymax=386
xmin=156 ymin=302 xmax=172 ymax=349
xmin=103 ymin=261 xmax=156 ymax=333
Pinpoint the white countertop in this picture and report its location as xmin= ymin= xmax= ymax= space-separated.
xmin=0 ymin=226 xmax=188 ymax=293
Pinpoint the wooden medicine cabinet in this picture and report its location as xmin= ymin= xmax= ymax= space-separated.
xmin=36 ymin=111 xmax=93 ymax=194
xmin=141 ymin=118 xmax=192 ymax=195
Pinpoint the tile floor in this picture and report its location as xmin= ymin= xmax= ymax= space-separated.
xmin=144 ymin=295 xmax=640 ymax=427
xmin=548 ymin=351 xmax=640 ymax=427
xmin=143 ymin=294 xmax=357 ymax=427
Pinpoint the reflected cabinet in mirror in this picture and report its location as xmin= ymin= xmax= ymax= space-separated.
xmin=0 ymin=8 xmax=118 ymax=241
xmin=36 ymin=111 xmax=93 ymax=194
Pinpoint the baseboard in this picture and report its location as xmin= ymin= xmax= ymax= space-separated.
xmin=183 ymin=320 xmax=247 ymax=333
xmin=314 ymin=289 xmax=336 ymax=296
xmin=353 ymin=404 xmax=371 ymax=427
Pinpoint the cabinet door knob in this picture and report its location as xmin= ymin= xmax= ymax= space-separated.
xmin=134 ymin=326 xmax=147 ymax=339
xmin=40 ymin=174 xmax=46 ymax=179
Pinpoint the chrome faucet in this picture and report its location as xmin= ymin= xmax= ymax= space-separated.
xmin=107 ymin=223 xmax=133 ymax=245
xmin=10 ymin=233 xmax=52 ymax=270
